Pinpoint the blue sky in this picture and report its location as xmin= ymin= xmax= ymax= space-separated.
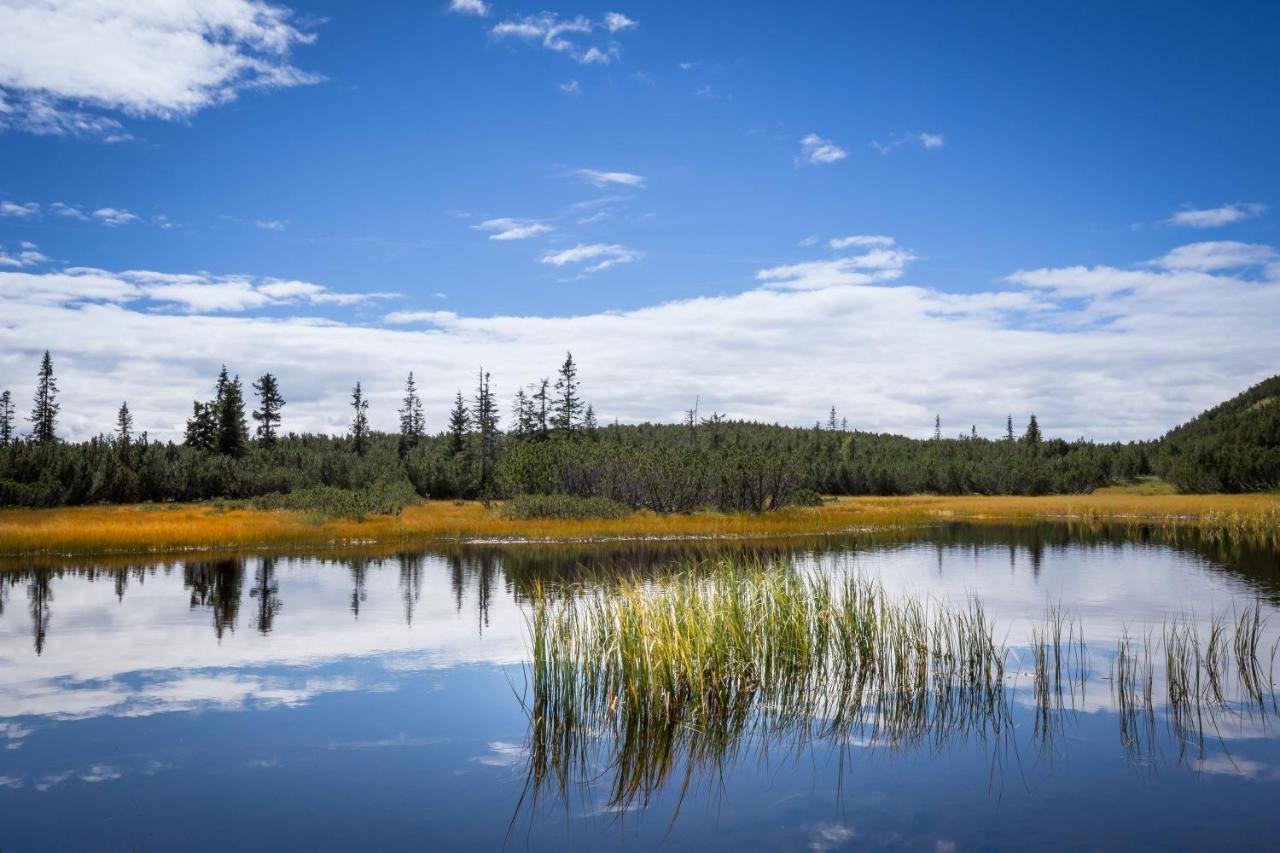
xmin=1 ymin=1 xmax=1278 ymax=440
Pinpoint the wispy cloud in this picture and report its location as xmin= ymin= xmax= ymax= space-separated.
xmin=540 ymin=242 xmax=640 ymax=273
xmin=0 ymin=200 xmax=39 ymax=218
xmin=870 ymin=132 xmax=945 ymax=154
xmin=489 ymin=11 xmax=633 ymax=65
xmin=91 ymin=207 xmax=139 ymax=226
xmin=0 ymin=241 xmax=50 ymax=268
xmin=0 ymin=0 xmax=322 ymax=138
xmin=559 ymin=79 xmax=581 ymax=94
xmin=447 ymin=0 xmax=489 ymax=16
xmin=758 ymin=238 xmax=915 ymax=290
xmin=473 ymin=218 xmax=555 ymax=241
xmin=828 ymin=235 xmax=896 ymax=250
xmin=49 ymin=202 xmax=87 ymax=219
xmin=255 ymin=219 xmax=288 ymax=231
xmin=575 ymin=168 xmax=646 ymax=188
xmin=1166 ymin=202 xmax=1267 ymax=228
xmin=797 ymin=133 xmax=847 ymax=166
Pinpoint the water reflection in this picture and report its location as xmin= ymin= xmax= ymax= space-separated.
xmin=0 ymin=523 xmax=1278 ymax=850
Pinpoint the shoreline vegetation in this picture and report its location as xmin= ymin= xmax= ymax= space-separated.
xmin=2 ymin=492 xmax=1277 ymax=560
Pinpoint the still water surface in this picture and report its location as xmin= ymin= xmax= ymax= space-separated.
xmin=2 ymin=524 xmax=1279 ymax=851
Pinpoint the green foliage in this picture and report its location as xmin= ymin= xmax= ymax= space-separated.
xmin=1154 ymin=374 xmax=1280 ymax=492
xmin=499 ymin=493 xmax=631 ymax=520
xmin=252 ymin=479 xmax=420 ymax=520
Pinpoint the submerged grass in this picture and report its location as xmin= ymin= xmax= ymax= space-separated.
xmin=0 ymin=492 xmax=1277 ymax=558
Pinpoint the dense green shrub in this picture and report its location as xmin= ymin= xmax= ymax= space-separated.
xmin=252 ymin=480 xmax=421 ymax=520
xmin=498 ymin=493 xmax=631 ymax=520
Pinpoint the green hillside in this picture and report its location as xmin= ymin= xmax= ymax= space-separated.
xmin=1156 ymin=375 xmax=1280 ymax=492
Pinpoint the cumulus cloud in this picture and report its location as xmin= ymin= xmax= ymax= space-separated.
xmin=472 ymin=217 xmax=555 ymax=241
xmin=49 ymin=202 xmax=86 ymax=219
xmin=489 ymin=11 xmax=631 ymax=64
xmin=540 ymin=242 xmax=640 ymax=273
xmin=447 ymin=0 xmax=489 ymax=16
xmin=798 ymin=133 xmax=847 ymax=165
xmin=1166 ymin=202 xmax=1267 ymax=228
xmin=0 ymin=0 xmax=321 ymax=137
xmin=575 ymin=168 xmax=645 ymax=188
xmin=603 ymin=12 xmax=637 ymax=33
xmin=1 ymin=240 xmax=1277 ymax=443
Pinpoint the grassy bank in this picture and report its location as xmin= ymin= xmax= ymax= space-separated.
xmin=0 ymin=492 xmax=1277 ymax=558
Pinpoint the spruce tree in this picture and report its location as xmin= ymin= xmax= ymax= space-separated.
xmin=472 ymin=369 xmax=499 ymax=499
xmin=185 ymin=401 xmax=216 ymax=450
xmin=29 ymin=350 xmax=59 ymax=444
xmin=397 ymin=372 xmax=424 ymax=452
xmin=350 ymin=382 xmax=370 ymax=455
xmin=252 ymin=373 xmax=286 ymax=445
xmin=512 ymin=388 xmax=536 ymax=438
xmin=828 ymin=406 xmax=838 ymax=431
xmin=1005 ymin=415 xmax=1015 ymax=442
xmin=552 ymin=352 xmax=582 ymax=435
xmin=583 ymin=403 xmax=598 ymax=438
xmin=116 ymin=402 xmax=133 ymax=444
xmin=1023 ymin=414 xmax=1042 ymax=448
xmin=0 ymin=389 xmax=14 ymax=446
xmin=448 ymin=390 xmax=470 ymax=454
xmin=215 ymin=369 xmax=249 ymax=457
xmin=532 ymin=378 xmax=550 ymax=440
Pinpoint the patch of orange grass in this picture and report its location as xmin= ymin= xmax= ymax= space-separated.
xmin=0 ymin=492 xmax=1276 ymax=559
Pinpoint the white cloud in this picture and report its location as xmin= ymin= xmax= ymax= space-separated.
xmin=255 ymin=219 xmax=287 ymax=231
xmin=559 ymin=79 xmax=581 ymax=94
xmin=603 ymin=12 xmax=637 ymax=33
xmin=1151 ymin=240 xmax=1278 ymax=272
xmin=2 ymin=239 xmax=1278 ymax=442
xmin=91 ymin=207 xmax=139 ymax=226
xmin=0 ymin=266 xmax=391 ymax=314
xmin=871 ymin=132 xmax=946 ymax=154
xmin=0 ymin=241 xmax=49 ymax=268
xmin=575 ymin=168 xmax=645 ymax=188
xmin=798 ymin=235 xmax=820 ymax=247
xmin=472 ymin=218 xmax=554 ymax=241
xmin=447 ymin=0 xmax=489 ymax=16
xmin=489 ymin=11 xmax=631 ymax=64
xmin=677 ymin=61 xmax=699 ymax=71
xmin=0 ymin=0 xmax=320 ymax=137
xmin=1166 ymin=202 xmax=1267 ymax=228
xmin=49 ymin=202 xmax=86 ymax=219
xmin=539 ymin=242 xmax=640 ymax=273
xmin=798 ymin=133 xmax=847 ymax=165
xmin=828 ymin=235 xmax=896 ymax=250
xmin=0 ymin=200 xmax=39 ymax=217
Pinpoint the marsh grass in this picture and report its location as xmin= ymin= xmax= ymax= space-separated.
xmin=520 ymin=558 xmax=1280 ymax=817
xmin=521 ymin=558 xmax=1012 ymax=816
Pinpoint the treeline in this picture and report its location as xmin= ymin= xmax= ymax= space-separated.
xmin=0 ymin=351 xmax=1272 ymax=510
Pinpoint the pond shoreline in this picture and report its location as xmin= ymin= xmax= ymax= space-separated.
xmin=1 ymin=493 xmax=1277 ymax=561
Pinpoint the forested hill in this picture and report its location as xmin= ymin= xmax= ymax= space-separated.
xmin=0 ymin=354 xmax=1276 ymax=508
xmin=1159 ymin=374 xmax=1280 ymax=492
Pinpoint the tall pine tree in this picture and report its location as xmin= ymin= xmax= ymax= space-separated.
xmin=552 ymin=352 xmax=582 ymax=435
xmin=215 ymin=367 xmax=249 ymax=457
xmin=116 ymin=402 xmax=133 ymax=444
xmin=29 ymin=350 xmax=59 ymax=444
xmin=350 ymin=382 xmax=370 ymax=455
xmin=472 ymin=369 xmax=499 ymax=499
xmin=398 ymin=372 xmax=425 ymax=453
xmin=447 ymin=390 xmax=470 ymax=454
xmin=252 ymin=373 xmax=285 ymax=445
xmin=0 ymin=389 xmax=14 ymax=446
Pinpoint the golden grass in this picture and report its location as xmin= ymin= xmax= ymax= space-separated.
xmin=0 ymin=492 xmax=1277 ymax=559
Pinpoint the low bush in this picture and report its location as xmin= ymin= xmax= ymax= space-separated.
xmin=498 ymin=493 xmax=631 ymax=521
xmin=252 ymin=479 xmax=420 ymax=520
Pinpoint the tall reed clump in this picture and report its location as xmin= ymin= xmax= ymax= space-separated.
xmin=522 ymin=558 xmax=1009 ymax=813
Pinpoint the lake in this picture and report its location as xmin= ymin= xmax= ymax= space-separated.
xmin=2 ymin=523 xmax=1279 ymax=851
